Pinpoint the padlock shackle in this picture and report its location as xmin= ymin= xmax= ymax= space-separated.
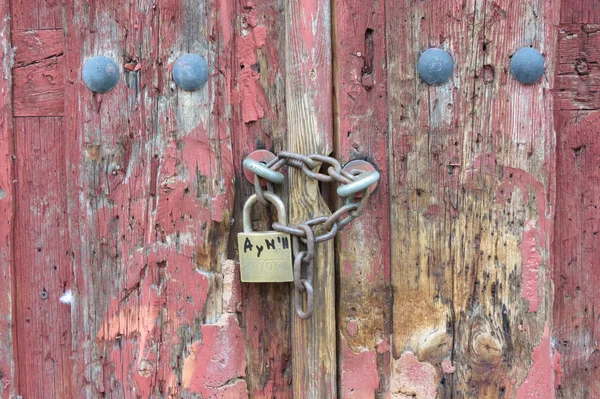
xmin=242 ymin=192 xmax=287 ymax=232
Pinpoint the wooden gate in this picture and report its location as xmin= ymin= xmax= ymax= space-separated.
xmin=0 ymin=0 xmax=598 ymax=397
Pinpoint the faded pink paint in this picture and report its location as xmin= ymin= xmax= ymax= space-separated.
xmin=553 ymin=350 xmax=562 ymax=389
xmin=298 ymin=0 xmax=315 ymax=54
xmin=516 ymin=324 xmax=554 ymax=399
xmin=441 ymin=358 xmax=456 ymax=374
xmin=391 ymin=352 xmax=438 ymax=399
xmin=346 ymin=319 xmax=359 ymax=337
xmin=340 ymin=335 xmax=379 ymax=398
xmin=236 ymin=9 xmax=268 ymax=123
xmin=182 ymin=314 xmax=247 ymax=397
xmin=496 ymin=168 xmax=550 ymax=245
xmin=519 ymin=220 xmax=542 ymax=312
xmin=377 ymin=339 xmax=390 ymax=354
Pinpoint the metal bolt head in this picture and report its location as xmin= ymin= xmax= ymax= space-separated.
xmin=82 ymin=56 xmax=120 ymax=93
xmin=40 ymin=290 xmax=48 ymax=300
xmin=510 ymin=47 xmax=545 ymax=85
xmin=243 ymin=150 xmax=278 ymax=186
xmin=173 ymin=54 xmax=209 ymax=91
xmin=417 ymin=48 xmax=454 ymax=86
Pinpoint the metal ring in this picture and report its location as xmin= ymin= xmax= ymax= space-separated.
xmin=337 ymin=170 xmax=380 ymax=197
xmin=278 ymin=151 xmax=318 ymax=170
xmin=324 ymin=203 xmax=359 ymax=232
xmin=295 ymin=280 xmax=314 ymax=320
xmin=314 ymin=222 xmax=338 ymax=243
xmin=243 ymin=158 xmax=285 ymax=184
xmin=292 ymin=225 xmax=314 ymax=260
xmin=327 ymin=167 xmax=353 ymax=184
xmin=293 ymin=252 xmax=306 ymax=292
xmin=253 ymin=175 xmax=268 ymax=206
xmin=242 ymin=192 xmax=287 ymax=232
xmin=301 ymin=162 xmax=335 ymax=182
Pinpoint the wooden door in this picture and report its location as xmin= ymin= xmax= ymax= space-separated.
xmin=0 ymin=0 xmax=598 ymax=398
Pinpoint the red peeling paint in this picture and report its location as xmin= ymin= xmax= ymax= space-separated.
xmin=553 ymin=350 xmax=562 ymax=389
xmin=347 ymin=319 xmax=359 ymax=337
xmin=391 ymin=352 xmax=438 ymax=399
xmin=516 ymin=324 xmax=554 ymax=399
xmin=182 ymin=314 xmax=247 ymax=397
xmin=236 ymin=14 xmax=268 ymax=123
xmin=377 ymin=339 xmax=390 ymax=354
xmin=519 ymin=220 xmax=542 ymax=312
xmin=340 ymin=335 xmax=379 ymax=398
xmin=496 ymin=168 xmax=550 ymax=245
xmin=253 ymin=25 xmax=267 ymax=48
xmin=441 ymin=358 xmax=456 ymax=374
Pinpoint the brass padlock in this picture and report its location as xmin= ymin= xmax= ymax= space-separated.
xmin=237 ymin=192 xmax=294 ymax=283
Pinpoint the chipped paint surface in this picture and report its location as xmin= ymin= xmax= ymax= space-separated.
xmin=181 ymin=314 xmax=247 ymax=397
xmin=520 ymin=220 xmax=543 ymax=312
xmin=236 ymin=6 xmax=268 ymax=123
xmin=516 ymin=325 xmax=555 ymax=399
xmin=340 ymin=335 xmax=379 ymax=397
xmin=391 ymin=352 xmax=438 ymax=399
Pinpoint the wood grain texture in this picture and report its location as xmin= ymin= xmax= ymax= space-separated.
xmin=0 ymin=1 xmax=15 ymax=397
xmin=553 ymin=2 xmax=600 ymax=397
xmin=554 ymin=111 xmax=600 ymax=399
xmin=228 ymin=0 xmax=294 ymax=398
xmin=386 ymin=0 xmax=558 ymax=397
xmin=11 ymin=0 xmax=61 ymax=29
xmin=332 ymin=0 xmax=392 ymax=397
xmin=13 ymin=57 xmax=64 ymax=117
xmin=13 ymin=117 xmax=73 ymax=398
xmin=555 ymin=24 xmax=600 ymax=111
xmin=285 ymin=0 xmax=337 ymax=397
xmin=12 ymin=30 xmax=64 ymax=117
xmin=63 ymin=0 xmax=238 ymax=396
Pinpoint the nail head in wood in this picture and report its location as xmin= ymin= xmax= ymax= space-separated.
xmin=82 ymin=56 xmax=120 ymax=93
xmin=173 ymin=54 xmax=209 ymax=91
xmin=417 ymin=48 xmax=454 ymax=86
xmin=510 ymin=47 xmax=545 ymax=85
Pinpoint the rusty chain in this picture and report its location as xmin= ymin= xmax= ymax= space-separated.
xmin=243 ymin=152 xmax=380 ymax=319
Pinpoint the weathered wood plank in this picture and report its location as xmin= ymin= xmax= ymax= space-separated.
xmin=13 ymin=117 xmax=73 ymax=399
xmin=386 ymin=1 xmax=470 ymax=395
xmin=332 ymin=0 xmax=392 ymax=397
xmin=13 ymin=57 xmax=64 ymax=117
xmin=554 ymin=24 xmax=600 ymax=111
xmin=0 ymin=1 xmax=15 ymax=397
xmin=554 ymin=110 xmax=600 ymax=398
xmin=386 ymin=0 xmax=559 ymax=396
xmin=64 ymin=0 xmax=238 ymax=396
xmin=228 ymin=0 xmax=294 ymax=397
xmin=285 ymin=0 xmax=337 ymax=397
xmin=13 ymin=30 xmax=63 ymax=67
xmin=554 ymin=4 xmax=600 ymax=395
xmin=11 ymin=0 xmax=61 ymax=30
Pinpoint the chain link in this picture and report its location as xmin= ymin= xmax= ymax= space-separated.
xmin=243 ymin=151 xmax=379 ymax=319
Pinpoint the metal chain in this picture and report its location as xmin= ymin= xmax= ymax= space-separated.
xmin=243 ymin=152 xmax=380 ymax=319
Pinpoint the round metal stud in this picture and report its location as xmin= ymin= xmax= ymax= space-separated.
xmin=417 ymin=48 xmax=455 ymax=86
xmin=338 ymin=160 xmax=380 ymax=198
xmin=82 ymin=56 xmax=120 ymax=93
xmin=173 ymin=54 xmax=209 ymax=91
xmin=510 ymin=47 xmax=545 ymax=85
xmin=243 ymin=150 xmax=283 ymax=186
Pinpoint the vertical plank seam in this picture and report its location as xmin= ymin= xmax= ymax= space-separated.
xmin=329 ymin=0 xmax=341 ymax=397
